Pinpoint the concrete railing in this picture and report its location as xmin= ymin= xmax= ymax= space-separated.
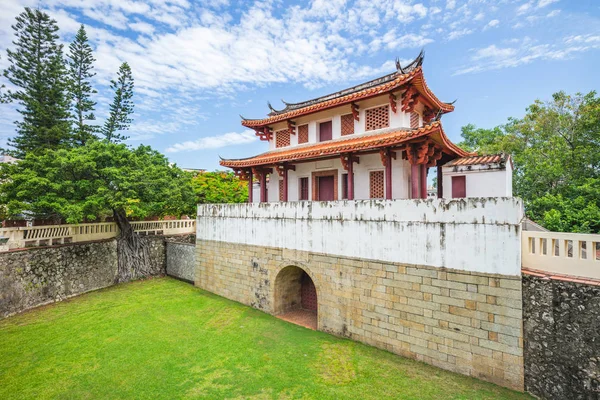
xmin=522 ymin=231 xmax=600 ymax=279
xmin=0 ymin=220 xmax=195 ymax=251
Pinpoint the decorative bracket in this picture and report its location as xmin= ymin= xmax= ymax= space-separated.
xmin=341 ymin=154 xmax=360 ymax=171
xmin=287 ymin=120 xmax=296 ymax=135
xmin=275 ymin=163 xmax=296 ymax=177
xmin=389 ymin=93 xmax=397 ymax=113
xmin=422 ymin=107 xmax=435 ymax=124
xmin=351 ymin=103 xmax=360 ymax=121
xmin=379 ymin=148 xmax=397 ymax=167
xmin=401 ymin=86 xmax=419 ymax=113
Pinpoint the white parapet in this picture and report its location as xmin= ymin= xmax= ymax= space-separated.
xmin=197 ymin=198 xmax=524 ymax=276
xmin=522 ymin=230 xmax=600 ymax=279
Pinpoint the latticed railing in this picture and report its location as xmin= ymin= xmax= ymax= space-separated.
xmin=522 ymin=231 xmax=600 ymax=279
xmin=0 ymin=220 xmax=195 ymax=251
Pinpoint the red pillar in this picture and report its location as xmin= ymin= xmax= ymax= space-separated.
xmin=420 ymin=164 xmax=428 ymax=199
xmin=437 ymin=166 xmax=443 ymax=199
xmin=385 ymin=150 xmax=392 ymax=200
xmin=283 ymin=167 xmax=288 ymax=202
xmin=247 ymin=169 xmax=253 ymax=203
xmin=260 ymin=171 xmax=267 ymax=202
xmin=348 ymin=156 xmax=354 ymax=200
xmin=411 ymin=164 xmax=419 ymax=199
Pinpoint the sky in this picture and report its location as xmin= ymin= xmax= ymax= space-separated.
xmin=0 ymin=0 xmax=599 ymax=170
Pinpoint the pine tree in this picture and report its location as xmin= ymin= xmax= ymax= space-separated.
xmin=102 ymin=62 xmax=134 ymax=143
xmin=68 ymin=24 xmax=97 ymax=146
xmin=2 ymin=8 xmax=71 ymax=157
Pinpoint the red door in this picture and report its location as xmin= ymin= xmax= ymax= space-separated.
xmin=318 ymin=176 xmax=335 ymax=201
xmin=319 ymin=121 xmax=332 ymax=142
xmin=452 ymin=176 xmax=466 ymax=198
xmin=301 ymin=273 xmax=317 ymax=311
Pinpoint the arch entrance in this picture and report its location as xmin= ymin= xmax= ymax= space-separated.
xmin=274 ymin=266 xmax=318 ymax=330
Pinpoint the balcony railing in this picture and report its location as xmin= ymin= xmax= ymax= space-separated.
xmin=522 ymin=231 xmax=600 ymax=279
xmin=0 ymin=220 xmax=196 ymax=251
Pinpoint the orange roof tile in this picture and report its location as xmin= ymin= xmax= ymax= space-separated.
xmin=444 ymin=153 xmax=509 ymax=167
xmin=220 ymin=122 xmax=469 ymax=168
xmin=241 ymin=67 xmax=454 ymax=128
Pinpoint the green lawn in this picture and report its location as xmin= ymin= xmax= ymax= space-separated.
xmin=0 ymin=278 xmax=531 ymax=400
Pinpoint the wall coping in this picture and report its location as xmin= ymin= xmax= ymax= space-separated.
xmin=522 ymin=267 xmax=600 ymax=287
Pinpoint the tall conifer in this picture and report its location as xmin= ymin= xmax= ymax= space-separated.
xmin=102 ymin=62 xmax=134 ymax=143
xmin=68 ymin=24 xmax=97 ymax=146
xmin=3 ymin=8 xmax=71 ymax=157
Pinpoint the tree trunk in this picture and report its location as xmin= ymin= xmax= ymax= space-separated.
xmin=113 ymin=209 xmax=150 ymax=283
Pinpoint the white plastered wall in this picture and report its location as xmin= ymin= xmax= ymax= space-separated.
xmin=442 ymin=163 xmax=513 ymax=198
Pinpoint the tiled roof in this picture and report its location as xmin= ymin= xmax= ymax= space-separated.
xmin=443 ymin=153 xmax=509 ymax=167
xmin=220 ymin=122 xmax=469 ymax=168
xmin=241 ymin=66 xmax=454 ymax=128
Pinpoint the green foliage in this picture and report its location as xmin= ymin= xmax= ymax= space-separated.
xmin=0 ymin=141 xmax=195 ymax=223
xmin=102 ymin=62 xmax=134 ymax=143
xmin=191 ymin=171 xmax=248 ymax=204
xmin=2 ymin=8 xmax=71 ymax=158
xmin=459 ymin=91 xmax=600 ymax=233
xmin=0 ymin=278 xmax=530 ymax=400
xmin=67 ymin=24 xmax=98 ymax=146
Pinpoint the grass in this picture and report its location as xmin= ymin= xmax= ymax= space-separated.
xmin=0 ymin=278 xmax=532 ymax=400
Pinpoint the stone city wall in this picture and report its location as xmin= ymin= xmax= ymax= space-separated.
xmin=523 ymin=272 xmax=600 ymax=399
xmin=196 ymin=199 xmax=524 ymax=390
xmin=0 ymin=234 xmax=193 ymax=319
xmin=166 ymin=242 xmax=196 ymax=282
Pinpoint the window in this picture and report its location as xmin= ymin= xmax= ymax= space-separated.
xmin=452 ymin=176 xmax=466 ymax=198
xmin=299 ymin=177 xmax=309 ymax=200
xmin=275 ymin=130 xmax=290 ymax=148
xmin=298 ymin=125 xmax=309 ymax=144
xmin=410 ymin=112 xmax=420 ymax=129
xmin=341 ymin=173 xmax=348 ymax=199
xmin=279 ymin=180 xmax=284 ymax=201
xmin=319 ymin=121 xmax=332 ymax=142
xmin=365 ymin=105 xmax=389 ymax=131
xmin=341 ymin=114 xmax=354 ymax=136
xmin=369 ymin=170 xmax=384 ymax=199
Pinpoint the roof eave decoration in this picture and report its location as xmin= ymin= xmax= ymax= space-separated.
xmin=221 ymin=121 xmax=470 ymax=169
xmin=240 ymin=51 xmax=453 ymax=129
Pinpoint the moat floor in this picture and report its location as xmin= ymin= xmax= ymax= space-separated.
xmin=277 ymin=309 xmax=318 ymax=330
xmin=0 ymin=278 xmax=531 ymax=400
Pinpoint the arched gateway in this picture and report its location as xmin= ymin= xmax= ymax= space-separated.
xmin=274 ymin=266 xmax=318 ymax=330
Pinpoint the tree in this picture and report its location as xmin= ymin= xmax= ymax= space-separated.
xmin=102 ymin=62 xmax=134 ymax=143
xmin=0 ymin=141 xmax=195 ymax=280
xmin=458 ymin=91 xmax=600 ymax=233
xmin=191 ymin=171 xmax=248 ymax=204
xmin=2 ymin=8 xmax=71 ymax=158
xmin=67 ymin=24 xmax=98 ymax=146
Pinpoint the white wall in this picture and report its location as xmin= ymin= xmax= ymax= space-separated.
xmin=442 ymin=164 xmax=513 ymax=198
xmin=198 ymin=198 xmax=523 ymax=276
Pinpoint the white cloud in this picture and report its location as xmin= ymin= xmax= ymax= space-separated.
xmin=484 ymin=19 xmax=500 ymax=30
xmin=516 ymin=2 xmax=532 ymax=15
xmin=446 ymin=0 xmax=456 ymax=10
xmin=129 ymin=21 xmax=155 ymax=35
xmin=455 ymin=35 xmax=600 ymax=75
xmin=447 ymin=28 xmax=473 ymax=41
xmin=546 ymin=10 xmax=560 ymax=17
xmin=537 ymin=0 xmax=559 ymax=8
xmin=165 ymin=130 xmax=257 ymax=153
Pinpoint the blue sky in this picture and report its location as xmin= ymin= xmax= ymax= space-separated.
xmin=0 ymin=0 xmax=599 ymax=170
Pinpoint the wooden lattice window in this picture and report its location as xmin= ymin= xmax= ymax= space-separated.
xmin=275 ymin=130 xmax=290 ymax=148
xmin=298 ymin=124 xmax=309 ymax=144
xmin=341 ymin=114 xmax=354 ymax=136
xmin=279 ymin=180 xmax=284 ymax=201
xmin=299 ymin=177 xmax=309 ymax=200
xmin=410 ymin=112 xmax=420 ymax=129
xmin=370 ymin=170 xmax=384 ymax=199
xmin=365 ymin=105 xmax=389 ymax=131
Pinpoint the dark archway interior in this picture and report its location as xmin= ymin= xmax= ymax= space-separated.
xmin=274 ymin=266 xmax=318 ymax=329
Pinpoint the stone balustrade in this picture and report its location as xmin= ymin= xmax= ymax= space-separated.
xmin=0 ymin=219 xmax=195 ymax=251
